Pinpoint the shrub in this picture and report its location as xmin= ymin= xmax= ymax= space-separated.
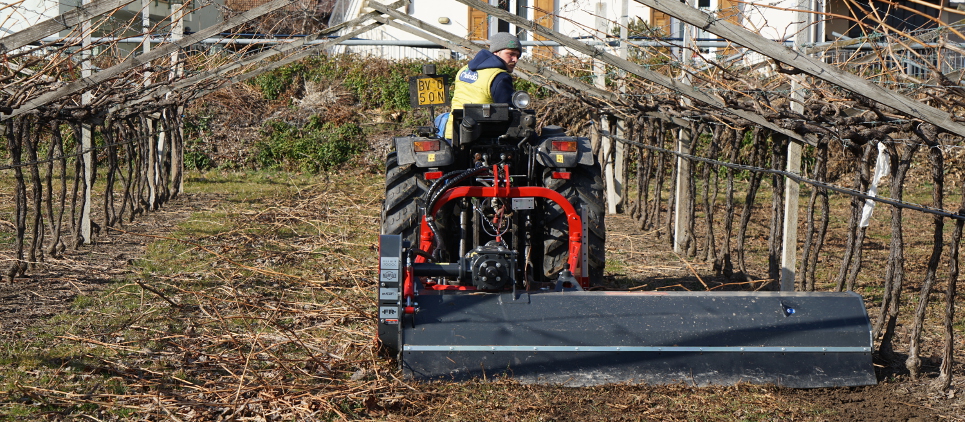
xmin=255 ymin=115 xmax=365 ymax=172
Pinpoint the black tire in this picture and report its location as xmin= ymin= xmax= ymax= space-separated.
xmin=541 ymin=163 xmax=606 ymax=281
xmin=381 ymin=151 xmax=427 ymax=244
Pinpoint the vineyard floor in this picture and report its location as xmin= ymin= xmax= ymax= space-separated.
xmin=0 ymin=170 xmax=961 ymax=421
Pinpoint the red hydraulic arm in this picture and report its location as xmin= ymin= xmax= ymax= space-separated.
xmin=406 ymin=165 xmax=587 ymax=301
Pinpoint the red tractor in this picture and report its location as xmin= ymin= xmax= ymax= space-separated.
xmin=375 ymin=67 xmax=875 ymax=387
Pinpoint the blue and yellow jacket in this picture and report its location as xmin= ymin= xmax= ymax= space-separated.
xmin=444 ymin=50 xmax=515 ymax=139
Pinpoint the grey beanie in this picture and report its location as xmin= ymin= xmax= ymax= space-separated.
xmin=489 ymin=32 xmax=522 ymax=53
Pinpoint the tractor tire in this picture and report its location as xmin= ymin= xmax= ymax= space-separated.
xmin=541 ymin=163 xmax=606 ymax=282
xmin=381 ymin=151 xmax=427 ymax=245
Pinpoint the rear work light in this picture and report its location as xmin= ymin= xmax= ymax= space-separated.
xmin=413 ymin=140 xmax=441 ymax=152
xmin=551 ymin=140 xmax=578 ymax=152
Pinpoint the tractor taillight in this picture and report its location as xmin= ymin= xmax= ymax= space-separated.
xmin=413 ymin=140 xmax=441 ymax=152
xmin=551 ymin=140 xmax=578 ymax=152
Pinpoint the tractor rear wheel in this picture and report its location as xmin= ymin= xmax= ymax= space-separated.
xmin=381 ymin=151 xmax=427 ymax=244
xmin=541 ymin=163 xmax=606 ymax=282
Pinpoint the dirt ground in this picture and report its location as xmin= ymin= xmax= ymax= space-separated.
xmin=1 ymin=192 xmax=963 ymax=421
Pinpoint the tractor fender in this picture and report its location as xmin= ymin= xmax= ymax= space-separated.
xmin=393 ymin=136 xmax=455 ymax=167
xmin=535 ymin=135 xmax=594 ymax=168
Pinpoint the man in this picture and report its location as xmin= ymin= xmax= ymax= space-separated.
xmin=442 ymin=32 xmax=522 ymax=140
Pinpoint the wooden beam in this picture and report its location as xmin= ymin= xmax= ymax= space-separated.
xmin=3 ymin=0 xmax=299 ymax=120
xmin=452 ymin=0 xmax=814 ymax=145
xmin=0 ymin=0 xmax=135 ymax=52
xmin=634 ymin=0 xmax=965 ymax=137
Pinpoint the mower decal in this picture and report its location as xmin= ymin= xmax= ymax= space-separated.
xmin=428 ymin=153 xmax=435 ymax=162
xmin=381 ymin=257 xmax=400 ymax=270
xmin=379 ymin=306 xmax=400 ymax=319
xmin=379 ymin=288 xmax=399 ymax=301
xmin=556 ymin=154 xmax=564 ymax=163
xmin=380 ymin=270 xmax=399 ymax=282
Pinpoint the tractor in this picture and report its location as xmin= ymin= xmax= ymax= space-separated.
xmin=375 ymin=66 xmax=876 ymax=387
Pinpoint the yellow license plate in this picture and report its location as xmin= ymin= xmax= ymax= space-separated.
xmin=414 ymin=76 xmax=447 ymax=106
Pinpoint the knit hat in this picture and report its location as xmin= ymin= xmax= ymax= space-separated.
xmin=489 ymin=32 xmax=522 ymax=53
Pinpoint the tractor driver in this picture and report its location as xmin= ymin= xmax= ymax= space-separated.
xmin=440 ymin=32 xmax=522 ymax=140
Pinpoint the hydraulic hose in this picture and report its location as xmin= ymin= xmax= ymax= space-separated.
xmin=423 ymin=166 xmax=493 ymax=260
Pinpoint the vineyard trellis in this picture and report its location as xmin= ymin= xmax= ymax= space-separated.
xmin=1 ymin=0 xmax=963 ymax=392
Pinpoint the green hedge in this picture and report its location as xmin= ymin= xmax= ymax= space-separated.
xmin=254 ymin=115 xmax=366 ymax=172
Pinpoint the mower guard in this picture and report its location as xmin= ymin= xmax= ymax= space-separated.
xmin=399 ymin=289 xmax=875 ymax=387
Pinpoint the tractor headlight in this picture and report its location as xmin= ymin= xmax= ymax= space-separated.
xmin=512 ymin=91 xmax=531 ymax=109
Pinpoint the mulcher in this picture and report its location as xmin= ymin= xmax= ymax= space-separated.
xmin=376 ymin=67 xmax=876 ymax=388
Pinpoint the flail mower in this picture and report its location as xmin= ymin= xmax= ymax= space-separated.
xmin=376 ymin=67 xmax=876 ymax=387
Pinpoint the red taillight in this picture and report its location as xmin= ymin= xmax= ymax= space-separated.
xmin=552 ymin=171 xmax=572 ymax=179
xmin=551 ymin=140 xmax=577 ymax=152
xmin=413 ymin=140 xmax=441 ymax=152
xmin=424 ymin=171 xmax=443 ymax=180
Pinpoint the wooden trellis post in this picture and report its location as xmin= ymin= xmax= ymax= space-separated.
xmin=170 ymin=3 xmax=185 ymax=196
xmin=142 ymin=0 xmax=151 ymax=84
xmin=80 ymin=0 xmax=94 ymax=244
xmin=780 ymin=0 xmax=811 ymax=291
xmin=673 ymin=0 xmax=696 ymax=253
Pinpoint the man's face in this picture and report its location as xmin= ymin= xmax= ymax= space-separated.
xmin=495 ymin=49 xmax=521 ymax=73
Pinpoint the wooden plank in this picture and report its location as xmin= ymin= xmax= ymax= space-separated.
xmin=4 ymin=0 xmax=299 ymax=120
xmin=452 ymin=0 xmax=814 ymax=145
xmin=0 ymin=0 xmax=135 ymax=52
xmin=634 ymin=0 xmax=965 ymax=138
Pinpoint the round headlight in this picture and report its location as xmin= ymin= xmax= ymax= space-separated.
xmin=512 ymin=91 xmax=531 ymax=109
